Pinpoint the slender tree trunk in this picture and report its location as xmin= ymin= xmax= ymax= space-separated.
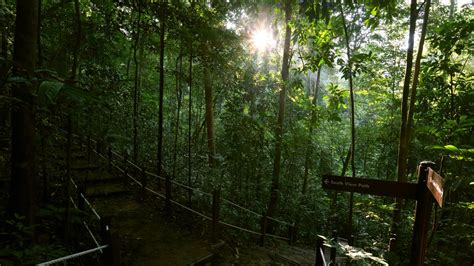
xmin=339 ymin=2 xmax=356 ymax=237
xmin=302 ymin=68 xmax=321 ymax=195
xmin=202 ymin=44 xmax=215 ymax=168
xmin=265 ymin=0 xmax=292 ymax=232
xmin=70 ymin=0 xmax=81 ymax=80
xmin=37 ymin=0 xmax=42 ymax=66
xmin=157 ymin=3 xmax=170 ymax=215
xmin=172 ymin=51 xmax=183 ymax=179
xmin=133 ymin=5 xmax=141 ymax=164
xmin=406 ymin=0 xmax=431 ymax=150
xmin=1 ymin=0 xmax=6 ymax=61
xmin=157 ymin=3 xmax=165 ymax=175
xmin=8 ymin=0 xmax=38 ymax=225
xmin=390 ymin=0 xmax=418 ymax=254
xmin=188 ymin=40 xmax=193 ymax=203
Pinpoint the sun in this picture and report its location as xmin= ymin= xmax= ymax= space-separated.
xmin=250 ymin=27 xmax=275 ymax=52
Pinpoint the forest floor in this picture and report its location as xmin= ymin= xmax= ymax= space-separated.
xmin=80 ymin=160 xmax=316 ymax=265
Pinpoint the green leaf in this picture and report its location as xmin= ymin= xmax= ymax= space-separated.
xmin=444 ymin=145 xmax=459 ymax=151
xmin=371 ymin=7 xmax=378 ymax=17
xmin=38 ymin=81 xmax=63 ymax=104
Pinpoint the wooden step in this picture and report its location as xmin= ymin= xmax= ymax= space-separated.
xmin=86 ymin=183 xmax=129 ymax=198
xmin=70 ymin=165 xmax=101 ymax=171
xmin=72 ymin=153 xmax=87 ymax=159
xmin=85 ymin=176 xmax=124 ymax=186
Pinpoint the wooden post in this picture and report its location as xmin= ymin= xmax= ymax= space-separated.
xmin=389 ymin=233 xmax=396 ymax=251
xmin=64 ymin=116 xmax=72 ymax=244
xmin=101 ymin=217 xmax=121 ymax=266
xmin=211 ymin=190 xmax=221 ymax=243
xmin=260 ymin=212 xmax=267 ymax=247
xmin=96 ymin=139 xmax=100 ymax=155
xmin=87 ymin=136 xmax=91 ymax=164
xmin=141 ymin=167 xmax=147 ymax=201
xmin=330 ymin=230 xmax=337 ymax=265
xmin=108 ymin=147 xmax=112 ymax=173
xmin=349 ymin=234 xmax=354 ymax=246
xmin=288 ymin=223 xmax=295 ymax=245
xmin=315 ymin=235 xmax=325 ymax=266
xmin=410 ymin=161 xmax=435 ymax=266
xmin=164 ymin=175 xmax=172 ymax=217
xmin=77 ymin=185 xmax=85 ymax=211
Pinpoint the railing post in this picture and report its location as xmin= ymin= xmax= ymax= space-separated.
xmin=288 ymin=223 xmax=296 ymax=245
xmin=164 ymin=175 xmax=172 ymax=218
xmin=410 ymin=161 xmax=435 ymax=266
xmin=79 ymin=134 xmax=83 ymax=149
xmin=260 ymin=212 xmax=267 ymax=247
xmin=389 ymin=233 xmax=396 ymax=251
xmin=101 ymin=216 xmax=121 ymax=266
xmin=77 ymin=185 xmax=85 ymax=211
xmin=96 ymin=139 xmax=101 ymax=155
xmin=123 ymin=155 xmax=128 ymax=179
xmin=211 ymin=189 xmax=221 ymax=243
xmin=330 ymin=230 xmax=337 ymax=265
xmin=141 ymin=167 xmax=147 ymax=201
xmin=87 ymin=136 xmax=91 ymax=164
xmin=349 ymin=234 xmax=354 ymax=246
xmin=315 ymin=235 xmax=325 ymax=266
xmin=108 ymin=147 xmax=112 ymax=172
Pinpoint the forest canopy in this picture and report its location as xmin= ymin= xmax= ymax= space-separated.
xmin=0 ymin=0 xmax=473 ymax=265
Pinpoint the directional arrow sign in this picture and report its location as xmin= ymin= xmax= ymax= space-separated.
xmin=322 ymin=175 xmax=418 ymax=200
xmin=427 ymin=168 xmax=444 ymax=208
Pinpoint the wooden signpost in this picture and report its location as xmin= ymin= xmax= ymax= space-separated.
xmin=322 ymin=161 xmax=444 ymax=266
xmin=427 ymin=168 xmax=444 ymax=208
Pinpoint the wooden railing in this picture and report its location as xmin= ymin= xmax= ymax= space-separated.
xmin=60 ymin=128 xmax=296 ymax=247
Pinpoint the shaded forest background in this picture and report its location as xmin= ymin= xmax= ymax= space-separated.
xmin=0 ymin=0 xmax=472 ymax=265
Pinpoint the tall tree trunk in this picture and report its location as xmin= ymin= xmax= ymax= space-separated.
xmin=172 ymin=51 xmax=183 ymax=179
xmin=302 ymin=68 xmax=321 ymax=196
xmin=156 ymin=3 xmax=170 ymax=216
xmin=390 ymin=0 xmax=418 ymax=254
xmin=265 ymin=0 xmax=292 ymax=232
xmin=188 ymin=39 xmax=193 ymax=203
xmin=157 ymin=3 xmax=165 ymax=175
xmin=70 ymin=0 xmax=81 ymax=80
xmin=8 ymin=0 xmax=38 ymax=225
xmin=133 ymin=5 xmax=141 ymax=164
xmin=203 ymin=44 xmax=215 ymax=168
xmin=37 ymin=0 xmax=42 ymax=65
xmin=406 ymin=0 xmax=431 ymax=152
xmin=1 ymin=0 xmax=6 ymax=60
xmin=339 ymin=2 xmax=356 ymax=237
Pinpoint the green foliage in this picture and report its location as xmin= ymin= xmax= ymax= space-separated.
xmin=3 ymin=0 xmax=473 ymax=263
xmin=0 ymin=211 xmax=67 ymax=265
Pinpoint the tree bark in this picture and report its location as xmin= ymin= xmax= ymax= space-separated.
xmin=406 ymin=0 xmax=431 ymax=152
xmin=133 ymin=4 xmax=141 ymax=164
xmin=390 ymin=0 xmax=418 ymax=254
xmin=8 ymin=0 xmax=38 ymax=225
xmin=265 ymin=0 xmax=292 ymax=232
xmin=70 ymin=0 xmax=81 ymax=81
xmin=157 ymin=2 xmax=165 ymax=175
xmin=339 ymin=2 xmax=356 ymax=237
xmin=203 ymin=44 xmax=215 ymax=168
xmin=302 ymin=68 xmax=321 ymax=195
xmin=188 ymin=38 xmax=193 ymax=203
xmin=172 ymin=51 xmax=183 ymax=179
